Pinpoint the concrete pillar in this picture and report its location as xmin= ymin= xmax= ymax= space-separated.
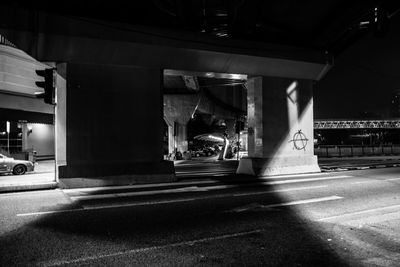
xmin=175 ymin=123 xmax=188 ymax=153
xmin=55 ymin=63 xmax=67 ymax=180
xmin=237 ymin=76 xmax=320 ymax=176
xmin=58 ymin=64 xmax=175 ymax=188
xmin=20 ymin=122 xmax=30 ymax=151
xmin=164 ymin=94 xmax=199 ymax=154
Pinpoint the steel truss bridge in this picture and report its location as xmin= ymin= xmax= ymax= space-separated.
xmin=314 ymin=120 xmax=400 ymax=129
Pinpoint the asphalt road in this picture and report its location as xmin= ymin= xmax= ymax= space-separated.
xmin=1 ymin=167 xmax=400 ymax=266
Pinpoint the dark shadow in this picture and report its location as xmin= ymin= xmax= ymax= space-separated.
xmin=0 ymin=174 xmax=350 ymax=266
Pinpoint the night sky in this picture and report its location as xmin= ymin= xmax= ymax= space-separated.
xmin=314 ymin=12 xmax=400 ymax=120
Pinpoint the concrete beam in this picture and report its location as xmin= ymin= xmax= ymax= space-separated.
xmin=0 ymin=10 xmax=331 ymax=80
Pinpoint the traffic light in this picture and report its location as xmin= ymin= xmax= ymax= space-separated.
xmin=35 ymin=68 xmax=56 ymax=104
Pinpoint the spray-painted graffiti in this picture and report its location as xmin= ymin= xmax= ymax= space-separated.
xmin=289 ymin=129 xmax=308 ymax=151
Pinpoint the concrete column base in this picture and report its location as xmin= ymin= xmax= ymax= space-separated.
xmin=237 ymin=155 xmax=320 ymax=176
xmin=58 ymin=160 xmax=176 ymax=188
xmin=59 ymin=174 xmax=176 ymax=189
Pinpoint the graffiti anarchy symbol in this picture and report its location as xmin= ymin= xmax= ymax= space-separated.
xmin=289 ymin=130 xmax=308 ymax=151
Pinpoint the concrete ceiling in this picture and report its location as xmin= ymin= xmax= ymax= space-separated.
xmin=5 ymin=0 xmax=399 ymax=56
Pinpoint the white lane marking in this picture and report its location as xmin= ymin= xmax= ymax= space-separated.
xmin=350 ymin=180 xmax=378 ymax=185
xmin=16 ymin=198 xmax=197 ymax=217
xmin=62 ymin=180 xmax=219 ymax=194
xmin=176 ymin=170 xmax=233 ymax=173
xmin=350 ymin=177 xmax=400 ymax=184
xmin=69 ymin=186 xmax=211 ymax=201
xmin=17 ymin=185 xmax=328 ymax=217
xmin=81 ymin=185 xmax=328 ymax=210
xmin=260 ymin=195 xmax=343 ymax=207
xmin=63 ymin=172 xmax=340 ymax=195
xmin=259 ymin=175 xmax=351 ymax=185
xmin=260 ymin=172 xmax=334 ymax=178
xmin=82 ymin=198 xmax=198 ymax=210
xmin=385 ymin=178 xmax=400 ymax=181
xmin=69 ymin=176 xmax=340 ymax=201
xmin=40 ymin=229 xmax=265 ymax=267
xmin=228 ymin=196 xmax=343 ymax=213
xmin=176 ymin=172 xmax=232 ymax=177
xmin=317 ymin=204 xmax=400 ymax=222
xmin=233 ymin=185 xmax=327 ymax=197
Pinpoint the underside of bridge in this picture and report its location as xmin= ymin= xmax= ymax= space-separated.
xmin=1 ymin=1 xmax=397 ymax=187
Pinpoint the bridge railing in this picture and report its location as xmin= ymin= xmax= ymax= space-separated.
xmin=315 ymin=145 xmax=400 ymax=158
xmin=0 ymin=34 xmax=16 ymax=48
xmin=314 ymin=120 xmax=400 ymax=129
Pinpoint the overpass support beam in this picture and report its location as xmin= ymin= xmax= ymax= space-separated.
xmin=237 ymin=76 xmax=320 ymax=176
xmin=58 ymin=64 xmax=175 ymax=188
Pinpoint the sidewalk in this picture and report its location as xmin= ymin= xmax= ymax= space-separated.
xmin=0 ymin=160 xmax=56 ymax=192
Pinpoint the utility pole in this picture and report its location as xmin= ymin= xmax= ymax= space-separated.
xmin=6 ymin=121 xmax=10 ymax=154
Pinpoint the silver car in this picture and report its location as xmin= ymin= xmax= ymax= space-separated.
xmin=0 ymin=153 xmax=35 ymax=175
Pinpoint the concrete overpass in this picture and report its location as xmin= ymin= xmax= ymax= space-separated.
xmin=1 ymin=2 xmax=388 ymax=188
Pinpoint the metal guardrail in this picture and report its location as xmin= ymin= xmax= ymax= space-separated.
xmin=314 ymin=120 xmax=400 ymax=129
xmin=0 ymin=34 xmax=16 ymax=48
xmin=315 ymin=145 xmax=400 ymax=157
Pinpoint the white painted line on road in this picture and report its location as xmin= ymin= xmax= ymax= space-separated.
xmin=358 ymin=166 xmax=371 ymax=170
xmin=69 ymin=179 xmax=337 ymax=201
xmin=61 ymin=172 xmax=346 ymax=196
xmin=260 ymin=195 xmax=343 ymax=207
xmin=81 ymin=185 xmax=329 ymax=210
xmin=40 ymin=229 xmax=265 ymax=267
xmin=350 ymin=177 xmax=400 ymax=185
xmin=17 ymin=185 xmax=331 ymax=217
xmin=228 ymin=196 xmax=343 ymax=213
xmin=385 ymin=178 xmax=400 ymax=181
xmin=233 ymin=185 xmax=327 ymax=197
xmin=82 ymin=198 xmax=198 ymax=210
xmin=176 ymin=173 xmax=232 ymax=177
xmin=261 ymin=172 xmax=333 ymax=178
xmin=74 ymin=183 xmax=326 ymax=201
xmin=82 ymin=186 xmax=330 ymax=210
xmin=259 ymin=175 xmax=351 ymax=185
xmin=176 ymin=169 xmax=233 ymax=173
xmin=317 ymin=204 xmax=400 ymax=222
xmin=62 ymin=180 xmax=219 ymax=194
xmin=350 ymin=180 xmax=378 ymax=185
xmin=69 ymin=186 xmax=211 ymax=200
xmin=16 ymin=198 xmax=197 ymax=217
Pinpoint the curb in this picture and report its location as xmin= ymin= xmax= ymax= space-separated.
xmin=0 ymin=182 xmax=58 ymax=193
xmin=321 ymin=163 xmax=400 ymax=172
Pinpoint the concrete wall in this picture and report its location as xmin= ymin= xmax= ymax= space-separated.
xmin=26 ymin=123 xmax=54 ymax=157
xmin=59 ymin=64 xmax=174 ymax=186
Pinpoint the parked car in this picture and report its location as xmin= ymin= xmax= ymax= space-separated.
xmin=203 ymin=147 xmax=216 ymax=156
xmin=0 ymin=153 xmax=35 ymax=175
xmin=191 ymin=149 xmax=206 ymax=157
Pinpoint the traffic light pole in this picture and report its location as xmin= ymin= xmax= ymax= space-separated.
xmin=6 ymin=121 xmax=10 ymax=155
